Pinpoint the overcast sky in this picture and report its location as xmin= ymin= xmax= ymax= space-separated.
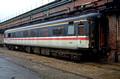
xmin=0 ymin=0 xmax=54 ymax=22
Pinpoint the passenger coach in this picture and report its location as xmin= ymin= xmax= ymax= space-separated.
xmin=4 ymin=13 xmax=109 ymax=59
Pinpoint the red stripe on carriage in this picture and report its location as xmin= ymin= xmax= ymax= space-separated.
xmin=4 ymin=37 xmax=89 ymax=40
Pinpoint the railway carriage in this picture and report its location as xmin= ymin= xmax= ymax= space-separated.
xmin=4 ymin=13 xmax=109 ymax=60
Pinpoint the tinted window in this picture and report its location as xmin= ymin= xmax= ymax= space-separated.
xmin=23 ymin=30 xmax=29 ymax=37
xmin=40 ymin=28 xmax=48 ymax=36
xmin=52 ymin=27 xmax=64 ymax=36
xmin=17 ymin=31 xmax=23 ymax=37
xmin=30 ymin=29 xmax=38 ymax=37
xmin=8 ymin=33 xmax=11 ymax=38
xmin=12 ymin=32 xmax=16 ymax=38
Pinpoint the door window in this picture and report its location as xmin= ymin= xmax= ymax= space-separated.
xmin=78 ymin=24 xmax=84 ymax=35
xmin=68 ymin=22 xmax=74 ymax=35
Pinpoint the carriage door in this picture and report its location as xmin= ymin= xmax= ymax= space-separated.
xmin=77 ymin=21 xmax=89 ymax=48
xmin=67 ymin=22 xmax=76 ymax=49
xmin=99 ymin=17 xmax=108 ymax=49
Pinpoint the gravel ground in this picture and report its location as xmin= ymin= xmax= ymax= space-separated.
xmin=0 ymin=47 xmax=120 ymax=79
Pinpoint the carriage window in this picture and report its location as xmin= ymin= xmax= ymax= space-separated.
xmin=8 ymin=33 xmax=11 ymax=38
xmin=40 ymin=28 xmax=48 ymax=36
xmin=4 ymin=34 xmax=8 ymax=38
xmin=78 ymin=24 xmax=84 ymax=35
xmin=44 ymin=29 xmax=48 ymax=36
xmin=17 ymin=31 xmax=23 ymax=37
xmin=68 ymin=22 xmax=74 ymax=35
xmin=52 ymin=27 xmax=64 ymax=36
xmin=12 ymin=32 xmax=16 ymax=38
xmin=30 ymin=29 xmax=38 ymax=37
xmin=23 ymin=30 xmax=29 ymax=37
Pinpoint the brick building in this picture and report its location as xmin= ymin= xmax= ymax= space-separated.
xmin=0 ymin=0 xmax=120 ymax=62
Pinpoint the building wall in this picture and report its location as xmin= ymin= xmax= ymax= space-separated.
xmin=107 ymin=14 xmax=120 ymax=61
xmin=0 ymin=34 xmax=4 ymax=46
xmin=118 ymin=15 xmax=120 ymax=49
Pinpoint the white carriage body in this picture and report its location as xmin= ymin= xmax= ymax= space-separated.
xmin=4 ymin=36 xmax=89 ymax=49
